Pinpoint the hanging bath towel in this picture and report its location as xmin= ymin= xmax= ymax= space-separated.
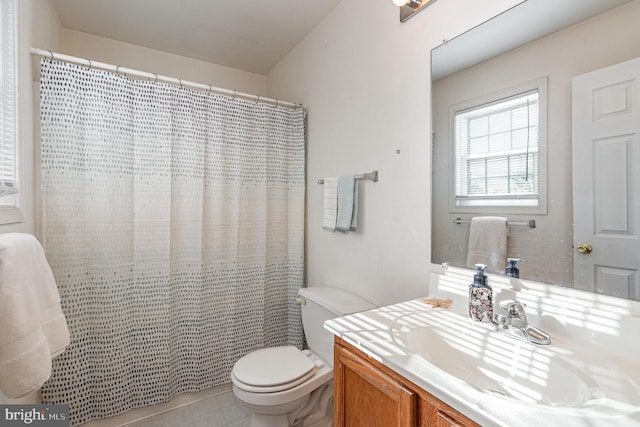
xmin=336 ymin=175 xmax=358 ymax=231
xmin=465 ymin=216 xmax=509 ymax=274
xmin=0 ymin=233 xmax=70 ymax=398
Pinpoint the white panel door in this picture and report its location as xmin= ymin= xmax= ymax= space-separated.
xmin=572 ymin=57 xmax=640 ymax=300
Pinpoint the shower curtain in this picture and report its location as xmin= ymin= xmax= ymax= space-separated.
xmin=38 ymin=59 xmax=305 ymax=425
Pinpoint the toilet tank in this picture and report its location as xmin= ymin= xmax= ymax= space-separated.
xmin=298 ymin=286 xmax=376 ymax=366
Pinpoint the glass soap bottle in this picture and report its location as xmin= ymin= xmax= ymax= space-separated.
xmin=469 ymin=264 xmax=493 ymax=322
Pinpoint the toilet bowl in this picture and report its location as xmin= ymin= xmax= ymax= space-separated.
xmin=231 ymin=286 xmax=376 ymax=427
xmin=231 ymin=347 xmax=333 ymax=427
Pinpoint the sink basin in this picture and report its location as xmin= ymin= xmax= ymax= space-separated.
xmin=390 ymin=310 xmax=640 ymax=412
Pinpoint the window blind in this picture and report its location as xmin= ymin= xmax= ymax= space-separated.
xmin=0 ymin=0 xmax=18 ymax=200
xmin=454 ymin=90 xmax=538 ymax=206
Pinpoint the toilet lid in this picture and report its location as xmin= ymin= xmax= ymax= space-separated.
xmin=233 ymin=346 xmax=316 ymax=388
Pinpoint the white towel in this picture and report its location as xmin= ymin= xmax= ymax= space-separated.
xmin=465 ymin=216 xmax=509 ymax=274
xmin=336 ymin=175 xmax=358 ymax=231
xmin=322 ymin=177 xmax=338 ymax=231
xmin=0 ymin=233 xmax=70 ymax=398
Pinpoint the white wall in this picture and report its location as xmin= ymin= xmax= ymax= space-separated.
xmin=267 ymin=0 xmax=523 ymax=306
xmin=432 ymin=1 xmax=640 ymax=286
xmin=61 ymin=29 xmax=268 ymax=97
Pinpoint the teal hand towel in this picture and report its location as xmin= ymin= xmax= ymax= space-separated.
xmin=336 ymin=175 xmax=358 ymax=231
xmin=350 ymin=181 xmax=358 ymax=231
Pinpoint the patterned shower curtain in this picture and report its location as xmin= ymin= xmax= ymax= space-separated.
xmin=38 ymin=59 xmax=305 ymax=425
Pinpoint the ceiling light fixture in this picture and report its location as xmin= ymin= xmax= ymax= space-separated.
xmin=393 ymin=0 xmax=438 ymax=22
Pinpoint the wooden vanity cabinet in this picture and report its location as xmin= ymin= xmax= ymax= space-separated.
xmin=333 ymin=337 xmax=480 ymax=427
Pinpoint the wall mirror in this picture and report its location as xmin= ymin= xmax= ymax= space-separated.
xmin=431 ymin=0 xmax=640 ymax=299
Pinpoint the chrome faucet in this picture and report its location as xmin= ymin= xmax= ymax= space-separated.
xmin=492 ymin=300 xmax=551 ymax=345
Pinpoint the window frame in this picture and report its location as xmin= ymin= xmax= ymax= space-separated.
xmin=0 ymin=0 xmax=23 ymax=225
xmin=448 ymin=77 xmax=548 ymax=215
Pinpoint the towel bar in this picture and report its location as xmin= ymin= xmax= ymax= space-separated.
xmin=317 ymin=170 xmax=378 ymax=184
xmin=454 ymin=217 xmax=536 ymax=229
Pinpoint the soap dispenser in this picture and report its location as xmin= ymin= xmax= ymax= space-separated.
xmin=505 ymin=258 xmax=524 ymax=278
xmin=469 ymin=264 xmax=493 ymax=322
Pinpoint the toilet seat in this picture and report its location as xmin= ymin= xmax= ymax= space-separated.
xmin=232 ymin=346 xmax=318 ymax=393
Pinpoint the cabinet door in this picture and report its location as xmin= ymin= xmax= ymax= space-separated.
xmin=334 ymin=344 xmax=416 ymax=427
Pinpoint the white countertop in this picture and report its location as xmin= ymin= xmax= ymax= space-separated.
xmin=324 ymin=272 xmax=640 ymax=427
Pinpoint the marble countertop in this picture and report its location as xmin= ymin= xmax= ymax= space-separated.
xmin=324 ymin=272 xmax=640 ymax=427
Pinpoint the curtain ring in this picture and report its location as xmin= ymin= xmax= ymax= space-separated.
xmin=48 ymin=50 xmax=54 ymax=61
xmin=116 ymin=65 xmax=124 ymax=78
xmin=275 ymin=99 xmax=279 ymax=107
xmin=233 ymin=90 xmax=237 ymax=100
xmin=153 ymin=73 xmax=158 ymax=83
xmin=84 ymin=58 xmax=92 ymax=70
xmin=208 ymin=85 xmax=212 ymax=94
xmin=179 ymin=78 xmax=183 ymax=88
xmin=256 ymin=95 xmax=260 ymax=105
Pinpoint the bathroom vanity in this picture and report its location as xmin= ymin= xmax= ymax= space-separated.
xmin=334 ymin=336 xmax=478 ymax=426
xmin=325 ymin=272 xmax=640 ymax=427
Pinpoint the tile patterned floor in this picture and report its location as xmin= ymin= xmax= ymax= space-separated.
xmin=79 ymin=384 xmax=251 ymax=427
xmin=120 ymin=391 xmax=251 ymax=427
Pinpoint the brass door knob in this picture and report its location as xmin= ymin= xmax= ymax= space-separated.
xmin=577 ymin=243 xmax=593 ymax=254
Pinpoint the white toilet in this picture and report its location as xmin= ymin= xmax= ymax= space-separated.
xmin=231 ymin=286 xmax=376 ymax=427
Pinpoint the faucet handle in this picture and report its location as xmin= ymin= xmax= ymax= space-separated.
xmin=498 ymin=300 xmax=527 ymax=320
xmin=493 ymin=313 xmax=509 ymax=329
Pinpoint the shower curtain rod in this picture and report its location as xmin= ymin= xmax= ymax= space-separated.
xmin=30 ymin=47 xmax=303 ymax=109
